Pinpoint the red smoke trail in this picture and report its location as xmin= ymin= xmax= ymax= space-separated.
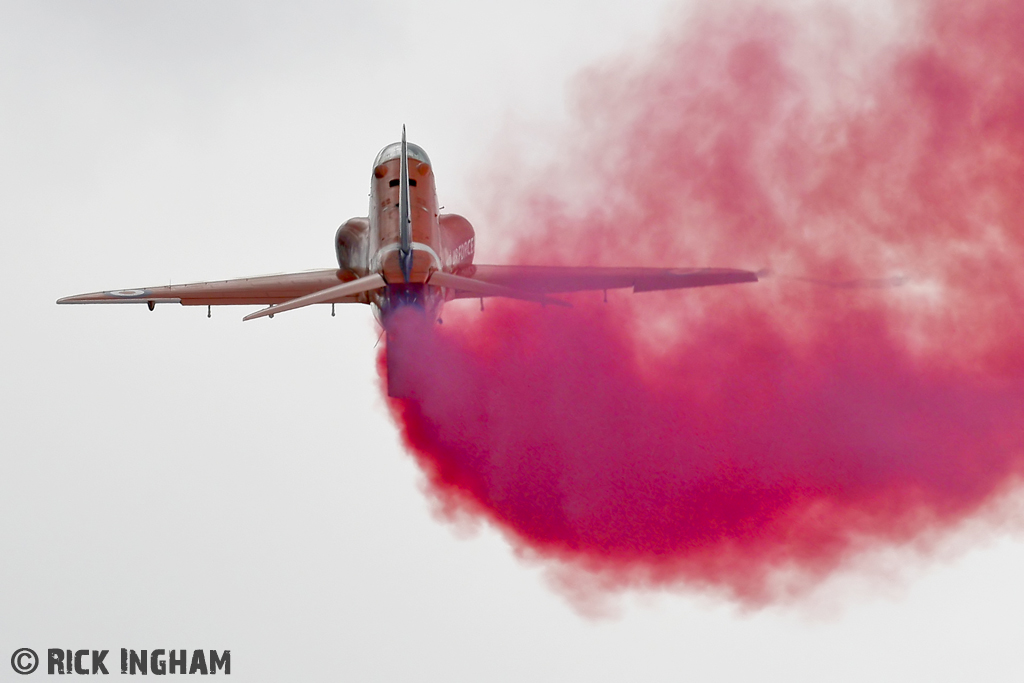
xmin=383 ymin=0 xmax=1024 ymax=603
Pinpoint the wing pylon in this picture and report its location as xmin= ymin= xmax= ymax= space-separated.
xmin=242 ymin=273 xmax=386 ymax=321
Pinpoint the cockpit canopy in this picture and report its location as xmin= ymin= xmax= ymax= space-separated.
xmin=373 ymin=141 xmax=431 ymax=168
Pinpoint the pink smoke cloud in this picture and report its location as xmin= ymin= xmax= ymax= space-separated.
xmin=382 ymin=0 xmax=1024 ymax=604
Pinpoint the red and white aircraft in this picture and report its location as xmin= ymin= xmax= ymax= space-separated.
xmin=59 ymin=129 xmax=759 ymax=391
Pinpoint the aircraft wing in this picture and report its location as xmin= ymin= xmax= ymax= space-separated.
xmin=57 ymin=269 xmax=374 ymax=307
xmin=446 ymin=265 xmax=759 ymax=297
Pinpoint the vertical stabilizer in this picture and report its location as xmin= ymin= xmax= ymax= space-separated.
xmin=398 ymin=125 xmax=412 ymax=282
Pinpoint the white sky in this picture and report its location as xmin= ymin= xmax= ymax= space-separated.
xmin=2 ymin=1 xmax=1022 ymax=681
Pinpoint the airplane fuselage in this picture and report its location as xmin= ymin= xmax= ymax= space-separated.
xmin=336 ymin=140 xmax=476 ymax=323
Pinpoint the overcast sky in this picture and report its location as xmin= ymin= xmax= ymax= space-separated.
xmin=2 ymin=1 xmax=1023 ymax=681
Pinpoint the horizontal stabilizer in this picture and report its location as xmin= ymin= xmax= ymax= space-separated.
xmin=243 ymin=273 xmax=386 ymax=321
xmin=428 ymin=270 xmax=570 ymax=307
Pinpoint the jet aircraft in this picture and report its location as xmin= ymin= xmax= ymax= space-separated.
xmin=59 ymin=128 xmax=759 ymax=394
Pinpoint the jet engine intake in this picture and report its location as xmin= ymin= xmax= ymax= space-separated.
xmin=335 ymin=217 xmax=369 ymax=274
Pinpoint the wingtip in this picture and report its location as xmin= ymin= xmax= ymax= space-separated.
xmin=241 ymin=309 xmax=269 ymax=322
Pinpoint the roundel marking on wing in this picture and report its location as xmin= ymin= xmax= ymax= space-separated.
xmin=107 ymin=289 xmax=149 ymax=297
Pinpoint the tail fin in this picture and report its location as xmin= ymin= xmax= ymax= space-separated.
xmin=398 ymin=125 xmax=412 ymax=283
